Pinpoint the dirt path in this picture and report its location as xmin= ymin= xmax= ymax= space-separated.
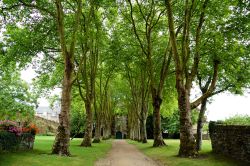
xmin=95 ymin=140 xmax=161 ymax=166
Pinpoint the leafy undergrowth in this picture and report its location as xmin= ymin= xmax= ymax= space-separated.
xmin=128 ymin=139 xmax=248 ymax=166
xmin=0 ymin=136 xmax=112 ymax=166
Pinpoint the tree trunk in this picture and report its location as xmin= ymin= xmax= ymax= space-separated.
xmin=140 ymin=119 xmax=147 ymax=143
xmin=140 ymin=105 xmax=148 ymax=143
xmin=81 ymin=101 xmax=93 ymax=147
xmin=178 ymin=88 xmax=197 ymax=157
xmin=196 ymin=98 xmax=207 ymax=151
xmin=111 ymin=115 xmax=116 ymax=137
xmin=52 ymin=0 xmax=81 ymax=156
xmin=137 ymin=120 xmax=140 ymax=141
xmin=93 ymin=117 xmax=101 ymax=143
xmin=52 ymin=56 xmax=72 ymax=156
xmin=127 ymin=114 xmax=131 ymax=139
xmin=152 ymin=96 xmax=166 ymax=147
xmin=103 ymin=122 xmax=111 ymax=140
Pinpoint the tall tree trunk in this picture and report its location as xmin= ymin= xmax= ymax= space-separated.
xmin=135 ymin=121 xmax=140 ymax=141
xmin=152 ymin=96 xmax=166 ymax=147
xmin=196 ymin=98 xmax=207 ymax=151
xmin=52 ymin=57 xmax=72 ymax=156
xmin=166 ymin=0 xmax=212 ymax=158
xmin=137 ymin=119 xmax=140 ymax=141
xmin=140 ymin=104 xmax=148 ymax=143
xmin=52 ymin=0 xmax=81 ymax=156
xmin=93 ymin=116 xmax=101 ymax=143
xmin=140 ymin=118 xmax=147 ymax=143
xmin=127 ymin=114 xmax=130 ymax=139
xmin=93 ymin=91 xmax=101 ymax=143
xmin=81 ymin=101 xmax=92 ymax=147
xmin=178 ymin=88 xmax=197 ymax=157
xmin=103 ymin=122 xmax=111 ymax=140
xmin=111 ymin=115 xmax=116 ymax=137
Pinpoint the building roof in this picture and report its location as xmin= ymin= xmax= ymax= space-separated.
xmin=36 ymin=106 xmax=60 ymax=114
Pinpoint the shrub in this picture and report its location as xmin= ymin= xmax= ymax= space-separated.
xmin=0 ymin=120 xmax=18 ymax=127
xmin=0 ymin=120 xmax=22 ymax=136
xmin=22 ymin=123 xmax=39 ymax=135
xmin=19 ymin=133 xmax=35 ymax=150
xmin=224 ymin=114 xmax=250 ymax=125
xmin=0 ymin=120 xmax=38 ymax=152
xmin=0 ymin=131 xmax=20 ymax=151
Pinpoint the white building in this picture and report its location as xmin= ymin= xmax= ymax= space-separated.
xmin=35 ymin=106 xmax=60 ymax=122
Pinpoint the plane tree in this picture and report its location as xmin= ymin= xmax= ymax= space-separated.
xmin=165 ymin=0 xmax=250 ymax=157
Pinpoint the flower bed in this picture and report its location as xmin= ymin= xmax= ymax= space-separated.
xmin=0 ymin=120 xmax=38 ymax=152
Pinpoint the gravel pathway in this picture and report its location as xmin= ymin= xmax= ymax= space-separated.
xmin=95 ymin=140 xmax=161 ymax=166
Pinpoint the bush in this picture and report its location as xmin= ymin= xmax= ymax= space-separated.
xmin=19 ymin=133 xmax=35 ymax=150
xmin=0 ymin=120 xmax=38 ymax=152
xmin=22 ymin=123 xmax=39 ymax=135
xmin=0 ymin=131 xmax=20 ymax=151
xmin=224 ymin=114 xmax=250 ymax=125
xmin=0 ymin=120 xmax=22 ymax=136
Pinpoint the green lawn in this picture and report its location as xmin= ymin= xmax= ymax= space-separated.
xmin=128 ymin=139 xmax=249 ymax=166
xmin=0 ymin=136 xmax=112 ymax=166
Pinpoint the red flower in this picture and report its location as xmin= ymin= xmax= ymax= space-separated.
xmin=22 ymin=123 xmax=39 ymax=135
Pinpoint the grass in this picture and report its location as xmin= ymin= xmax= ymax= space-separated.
xmin=128 ymin=139 xmax=249 ymax=166
xmin=0 ymin=136 xmax=112 ymax=166
xmin=1 ymin=137 xmax=248 ymax=166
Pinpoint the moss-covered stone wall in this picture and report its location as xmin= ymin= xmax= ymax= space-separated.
xmin=209 ymin=122 xmax=250 ymax=163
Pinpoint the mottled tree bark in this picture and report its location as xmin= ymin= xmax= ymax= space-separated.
xmin=196 ymin=98 xmax=207 ymax=151
xmin=93 ymin=91 xmax=101 ymax=143
xmin=103 ymin=121 xmax=111 ymax=140
xmin=81 ymin=101 xmax=93 ymax=147
xmin=93 ymin=115 xmax=101 ymax=143
xmin=52 ymin=0 xmax=81 ymax=156
xmin=152 ymin=95 xmax=166 ymax=147
xmin=127 ymin=114 xmax=131 ymax=139
xmin=166 ymin=0 xmax=211 ymax=157
xmin=177 ymin=88 xmax=197 ymax=157
xmin=140 ymin=108 xmax=148 ymax=143
xmin=52 ymin=58 xmax=72 ymax=155
xmin=111 ymin=115 xmax=116 ymax=137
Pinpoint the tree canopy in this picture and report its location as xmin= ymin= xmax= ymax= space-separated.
xmin=0 ymin=0 xmax=249 ymax=157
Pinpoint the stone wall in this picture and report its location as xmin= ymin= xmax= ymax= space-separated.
xmin=35 ymin=116 xmax=58 ymax=135
xmin=209 ymin=122 xmax=250 ymax=163
xmin=115 ymin=115 xmax=127 ymax=139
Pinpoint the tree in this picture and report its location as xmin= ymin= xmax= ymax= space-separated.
xmin=124 ymin=0 xmax=172 ymax=147
xmin=74 ymin=0 xmax=108 ymax=147
xmin=193 ymin=0 xmax=250 ymax=151
xmin=93 ymin=62 xmax=116 ymax=143
xmin=51 ymin=0 xmax=82 ymax=155
xmin=125 ymin=63 xmax=150 ymax=142
xmin=165 ymin=0 xmax=218 ymax=157
xmin=165 ymin=0 xmax=250 ymax=157
xmin=1 ymin=0 xmax=82 ymax=155
xmin=0 ymin=63 xmax=37 ymax=121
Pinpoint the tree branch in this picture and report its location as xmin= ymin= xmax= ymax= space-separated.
xmin=191 ymin=59 xmax=219 ymax=109
xmin=69 ymin=0 xmax=82 ymax=56
xmin=19 ymin=0 xmax=55 ymax=18
xmin=127 ymin=0 xmax=147 ymax=56
xmin=189 ymin=0 xmax=209 ymax=87
xmin=165 ymin=0 xmax=182 ymax=80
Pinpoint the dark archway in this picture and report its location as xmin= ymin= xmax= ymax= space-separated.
xmin=116 ymin=131 xmax=123 ymax=139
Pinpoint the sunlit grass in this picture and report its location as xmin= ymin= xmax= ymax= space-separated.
xmin=0 ymin=136 xmax=112 ymax=166
xmin=128 ymin=139 xmax=248 ymax=166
